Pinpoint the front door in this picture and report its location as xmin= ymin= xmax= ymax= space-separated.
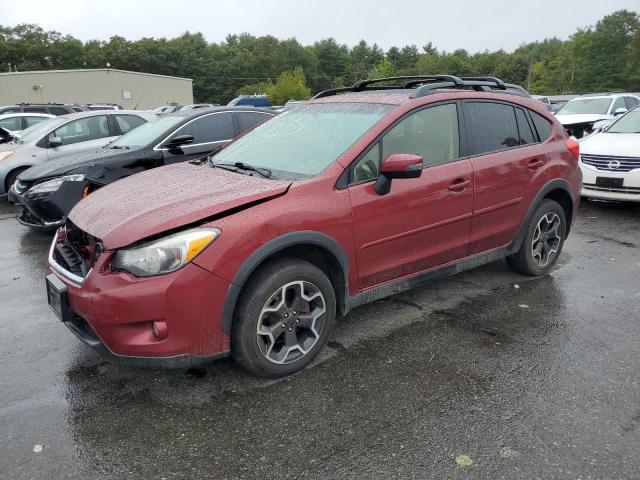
xmin=347 ymin=103 xmax=474 ymax=289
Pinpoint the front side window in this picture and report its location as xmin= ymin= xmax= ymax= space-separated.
xmin=624 ymin=97 xmax=639 ymax=109
xmin=18 ymin=118 xmax=64 ymax=143
xmin=212 ymin=103 xmax=392 ymax=179
xmin=611 ymin=97 xmax=626 ymax=113
xmin=465 ymin=102 xmax=519 ymax=156
xmin=169 ymin=113 xmax=234 ymax=144
xmin=0 ymin=117 xmax=22 ymax=131
xmin=115 ymin=115 xmax=147 ymax=134
xmin=24 ymin=116 xmax=49 ymax=127
xmin=49 ymin=115 xmax=110 ymax=146
xmin=352 ymin=103 xmax=460 ymax=182
xmin=556 ymin=98 xmax=612 ymax=116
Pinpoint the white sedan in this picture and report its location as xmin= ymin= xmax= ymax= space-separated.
xmin=579 ymin=107 xmax=640 ymax=202
xmin=0 ymin=112 xmax=55 ymax=135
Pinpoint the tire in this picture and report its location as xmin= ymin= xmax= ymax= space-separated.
xmin=232 ymin=257 xmax=336 ymax=378
xmin=507 ymin=199 xmax=566 ymax=276
xmin=5 ymin=167 xmax=28 ymax=193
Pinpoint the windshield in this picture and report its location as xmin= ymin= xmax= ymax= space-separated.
xmin=557 ymin=98 xmax=612 ymax=115
xmin=212 ymin=103 xmax=393 ymax=178
xmin=607 ymin=108 xmax=640 ymax=133
xmin=17 ymin=117 xmax=65 ymax=142
xmin=110 ymin=115 xmax=185 ymax=149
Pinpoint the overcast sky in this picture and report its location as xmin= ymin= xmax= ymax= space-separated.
xmin=4 ymin=0 xmax=638 ymax=52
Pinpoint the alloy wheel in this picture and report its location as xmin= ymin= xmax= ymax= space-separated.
xmin=531 ymin=212 xmax=562 ymax=268
xmin=256 ymin=280 xmax=327 ymax=364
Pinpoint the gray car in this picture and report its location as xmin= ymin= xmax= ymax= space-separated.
xmin=0 ymin=110 xmax=156 ymax=194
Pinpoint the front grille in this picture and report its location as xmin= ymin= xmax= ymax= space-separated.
xmin=583 ymin=183 xmax=640 ymax=194
xmin=50 ymin=221 xmax=102 ymax=282
xmin=581 ymin=154 xmax=640 ymax=173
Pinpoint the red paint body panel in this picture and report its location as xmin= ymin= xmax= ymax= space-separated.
xmin=52 ymin=89 xmax=582 ymax=362
xmin=61 ymin=257 xmax=231 ymax=357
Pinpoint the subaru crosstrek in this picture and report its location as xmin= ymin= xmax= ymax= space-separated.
xmin=45 ymin=76 xmax=582 ymax=377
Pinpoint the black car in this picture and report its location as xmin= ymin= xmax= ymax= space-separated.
xmin=9 ymin=107 xmax=276 ymax=230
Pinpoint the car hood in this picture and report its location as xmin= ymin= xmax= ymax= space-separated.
xmin=19 ymin=147 xmax=127 ymax=182
xmin=556 ymin=114 xmax=612 ymax=126
xmin=579 ymin=132 xmax=640 ymax=157
xmin=68 ymin=163 xmax=292 ymax=249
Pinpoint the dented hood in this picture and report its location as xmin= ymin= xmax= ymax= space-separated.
xmin=68 ymin=163 xmax=291 ymax=249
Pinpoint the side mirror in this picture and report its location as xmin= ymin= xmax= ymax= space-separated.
xmin=614 ymin=107 xmax=627 ymax=117
xmin=49 ymin=136 xmax=63 ymax=148
xmin=164 ymin=134 xmax=194 ymax=150
xmin=374 ymin=153 xmax=423 ymax=195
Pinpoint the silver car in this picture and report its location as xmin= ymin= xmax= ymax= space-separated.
xmin=0 ymin=110 xmax=156 ymax=194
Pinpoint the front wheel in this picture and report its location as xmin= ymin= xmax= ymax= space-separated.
xmin=232 ymin=257 xmax=336 ymax=378
xmin=507 ymin=199 xmax=566 ymax=276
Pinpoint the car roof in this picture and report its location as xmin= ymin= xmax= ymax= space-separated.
xmin=56 ymin=109 xmax=157 ymax=120
xmin=162 ymin=106 xmax=277 ymax=119
xmin=0 ymin=112 xmax=55 ymax=118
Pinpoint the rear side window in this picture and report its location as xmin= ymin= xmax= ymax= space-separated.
xmin=515 ymin=108 xmax=536 ymax=145
xmin=49 ymin=107 xmax=70 ymax=116
xmin=465 ymin=102 xmax=519 ymax=156
xmin=172 ymin=113 xmax=234 ymax=144
xmin=115 ymin=115 xmax=146 ymax=134
xmin=530 ymin=112 xmax=552 ymax=141
xmin=236 ymin=112 xmax=272 ymax=132
xmin=23 ymin=107 xmax=47 ymax=114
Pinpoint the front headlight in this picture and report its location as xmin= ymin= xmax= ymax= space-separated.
xmin=26 ymin=174 xmax=85 ymax=196
xmin=111 ymin=227 xmax=220 ymax=277
xmin=0 ymin=151 xmax=15 ymax=162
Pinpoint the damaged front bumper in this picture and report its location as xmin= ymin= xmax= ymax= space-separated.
xmin=8 ymin=179 xmax=86 ymax=231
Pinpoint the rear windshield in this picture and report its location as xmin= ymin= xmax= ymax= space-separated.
xmin=212 ymin=102 xmax=393 ymax=178
xmin=557 ymin=98 xmax=612 ymax=115
xmin=607 ymin=109 xmax=640 ymax=133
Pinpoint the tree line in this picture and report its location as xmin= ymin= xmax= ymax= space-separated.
xmin=1 ymin=10 xmax=638 ymax=105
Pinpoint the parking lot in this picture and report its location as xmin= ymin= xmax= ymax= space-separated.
xmin=0 ymin=198 xmax=638 ymax=479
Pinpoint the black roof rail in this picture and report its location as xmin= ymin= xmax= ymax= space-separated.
xmin=461 ymin=76 xmax=507 ymax=89
xmin=313 ymin=74 xmax=529 ymax=100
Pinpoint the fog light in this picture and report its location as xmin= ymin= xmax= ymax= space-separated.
xmin=151 ymin=321 xmax=168 ymax=340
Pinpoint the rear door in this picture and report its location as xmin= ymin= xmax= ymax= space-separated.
xmin=463 ymin=101 xmax=549 ymax=254
xmin=348 ymin=103 xmax=474 ymax=288
xmin=160 ymin=112 xmax=236 ymax=165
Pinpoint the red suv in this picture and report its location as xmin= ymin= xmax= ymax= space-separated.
xmin=46 ymin=76 xmax=582 ymax=377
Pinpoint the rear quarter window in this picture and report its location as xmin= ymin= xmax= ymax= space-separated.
xmin=530 ymin=112 xmax=552 ymax=141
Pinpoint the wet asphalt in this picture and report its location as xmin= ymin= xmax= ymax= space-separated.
xmin=0 ymin=198 xmax=639 ymax=480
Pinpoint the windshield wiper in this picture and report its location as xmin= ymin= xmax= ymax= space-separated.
xmin=110 ymin=145 xmax=130 ymax=150
xmin=214 ymin=161 xmax=273 ymax=179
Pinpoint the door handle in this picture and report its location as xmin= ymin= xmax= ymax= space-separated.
xmin=528 ymin=158 xmax=545 ymax=170
xmin=448 ymin=179 xmax=471 ymax=191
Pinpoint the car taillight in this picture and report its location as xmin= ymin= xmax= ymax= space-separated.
xmin=566 ymin=138 xmax=580 ymax=161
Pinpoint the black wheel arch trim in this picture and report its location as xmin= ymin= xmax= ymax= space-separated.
xmin=221 ymin=230 xmax=350 ymax=334
xmin=509 ymin=178 xmax=575 ymax=255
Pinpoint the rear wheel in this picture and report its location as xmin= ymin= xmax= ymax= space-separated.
xmin=507 ymin=200 xmax=566 ymax=276
xmin=232 ymin=257 xmax=336 ymax=378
